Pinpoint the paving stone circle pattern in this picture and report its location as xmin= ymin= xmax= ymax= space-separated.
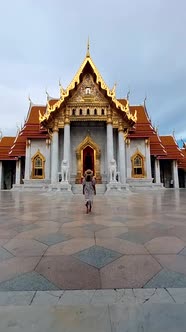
xmin=0 ymin=190 xmax=186 ymax=290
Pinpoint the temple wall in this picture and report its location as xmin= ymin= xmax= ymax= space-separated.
xmin=126 ymin=142 xmax=131 ymax=178
xmin=172 ymin=160 xmax=179 ymax=188
xmin=59 ymin=129 xmax=64 ymax=172
xmin=0 ymin=161 xmax=3 ymax=189
xmin=70 ymin=123 xmax=106 ymax=181
xmin=30 ymin=139 xmax=51 ymax=179
xmin=113 ymin=129 xmax=118 ymax=168
xmin=126 ymin=139 xmax=151 ymax=178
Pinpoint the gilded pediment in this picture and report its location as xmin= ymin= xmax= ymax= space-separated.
xmin=68 ymin=74 xmax=109 ymax=105
xmin=39 ymin=48 xmax=137 ymax=126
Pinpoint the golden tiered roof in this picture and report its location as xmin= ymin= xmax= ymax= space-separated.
xmin=39 ymin=43 xmax=137 ymax=124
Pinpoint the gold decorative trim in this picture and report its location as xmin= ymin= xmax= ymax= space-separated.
xmin=26 ymin=139 xmax=31 ymax=147
xmin=31 ymin=149 xmax=45 ymax=179
xmin=53 ymin=120 xmax=59 ymax=132
xmin=125 ymin=138 xmax=130 ymax=146
xmin=118 ymin=120 xmax=124 ymax=132
xmin=39 ymin=54 xmax=137 ymax=124
xmin=131 ymin=149 xmax=146 ymax=178
xmin=75 ymin=135 xmax=101 ymax=183
xmin=145 ymin=138 xmax=150 ymax=147
xmin=46 ymin=138 xmax=51 ymax=147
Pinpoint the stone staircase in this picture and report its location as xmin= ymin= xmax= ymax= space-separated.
xmin=12 ymin=180 xmax=50 ymax=191
xmin=126 ymin=178 xmax=164 ymax=191
xmin=72 ymin=184 xmax=106 ymax=194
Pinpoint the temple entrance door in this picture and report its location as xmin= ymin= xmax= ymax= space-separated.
xmin=83 ymin=146 xmax=94 ymax=175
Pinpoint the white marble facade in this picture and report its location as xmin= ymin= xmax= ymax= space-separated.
xmin=23 ymin=122 xmax=157 ymax=188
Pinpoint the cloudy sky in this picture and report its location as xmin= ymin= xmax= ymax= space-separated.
xmin=0 ymin=0 xmax=186 ymax=144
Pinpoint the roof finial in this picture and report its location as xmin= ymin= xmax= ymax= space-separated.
xmin=59 ymin=79 xmax=65 ymax=97
xmin=28 ymin=95 xmax=33 ymax=107
xmin=181 ymin=138 xmax=186 ymax=148
xmin=86 ymin=36 xmax=90 ymax=57
xmin=155 ymin=124 xmax=159 ymax=134
xmin=126 ymin=90 xmax=130 ymax=101
xmin=144 ymin=95 xmax=147 ymax=107
xmin=45 ymin=89 xmax=50 ymax=100
xmin=111 ymin=82 xmax=117 ymax=96
xmin=16 ymin=122 xmax=21 ymax=134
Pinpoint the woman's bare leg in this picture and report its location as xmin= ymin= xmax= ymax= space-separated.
xmin=85 ymin=202 xmax=89 ymax=213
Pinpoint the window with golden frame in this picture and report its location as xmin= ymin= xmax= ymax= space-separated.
xmin=32 ymin=151 xmax=45 ymax=179
xmin=131 ymin=152 xmax=145 ymax=177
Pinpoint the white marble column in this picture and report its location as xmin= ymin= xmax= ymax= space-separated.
xmin=126 ymin=139 xmax=131 ymax=178
xmin=118 ymin=127 xmax=126 ymax=184
xmin=63 ymin=110 xmax=71 ymax=169
xmin=154 ymin=159 xmax=161 ymax=184
xmin=51 ymin=124 xmax=59 ymax=183
xmin=145 ymin=139 xmax=152 ymax=178
xmin=45 ymin=139 xmax=51 ymax=180
xmin=15 ymin=159 xmax=21 ymax=185
xmin=107 ymin=110 xmax=114 ymax=179
xmin=107 ymin=123 xmax=114 ymax=163
xmin=0 ymin=161 xmax=2 ymax=189
xmin=24 ymin=140 xmax=31 ymax=180
xmin=63 ymin=124 xmax=70 ymax=164
xmin=172 ymin=160 xmax=179 ymax=188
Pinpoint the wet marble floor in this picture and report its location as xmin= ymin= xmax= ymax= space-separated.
xmin=0 ymin=189 xmax=186 ymax=290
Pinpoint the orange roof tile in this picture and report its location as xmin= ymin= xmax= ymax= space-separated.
xmin=178 ymin=148 xmax=186 ymax=169
xmin=9 ymin=105 xmax=48 ymax=157
xmin=0 ymin=137 xmax=15 ymax=146
xmin=0 ymin=137 xmax=16 ymax=160
xmin=117 ymin=99 xmax=128 ymax=107
xmin=127 ymin=105 xmax=167 ymax=156
xmin=130 ymin=105 xmax=150 ymax=123
xmin=159 ymin=136 xmax=184 ymax=160
xmin=48 ymin=99 xmax=59 ymax=107
xmin=27 ymin=106 xmax=46 ymax=124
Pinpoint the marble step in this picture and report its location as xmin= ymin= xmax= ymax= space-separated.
xmin=72 ymin=184 xmax=106 ymax=194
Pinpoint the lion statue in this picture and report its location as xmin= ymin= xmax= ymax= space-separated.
xmin=61 ymin=159 xmax=69 ymax=182
xmin=109 ymin=158 xmax=117 ymax=182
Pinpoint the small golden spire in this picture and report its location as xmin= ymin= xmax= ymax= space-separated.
xmin=111 ymin=82 xmax=116 ymax=96
xmin=86 ymin=37 xmax=90 ymax=57
xmin=59 ymin=79 xmax=65 ymax=96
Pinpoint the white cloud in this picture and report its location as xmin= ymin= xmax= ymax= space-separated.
xmin=0 ymin=0 xmax=186 ymax=140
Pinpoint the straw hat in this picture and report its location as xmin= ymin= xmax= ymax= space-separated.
xmin=84 ymin=169 xmax=93 ymax=179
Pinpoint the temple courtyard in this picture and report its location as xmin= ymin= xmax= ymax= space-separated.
xmin=0 ymin=189 xmax=186 ymax=331
xmin=0 ymin=189 xmax=186 ymax=291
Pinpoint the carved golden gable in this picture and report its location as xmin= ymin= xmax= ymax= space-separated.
xmin=39 ymin=48 xmax=137 ymax=127
xmin=68 ymin=74 xmax=109 ymax=106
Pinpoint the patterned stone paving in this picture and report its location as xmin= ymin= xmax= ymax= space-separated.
xmin=144 ymin=269 xmax=186 ymax=288
xmin=0 ymin=247 xmax=14 ymax=262
xmin=0 ymin=271 xmax=59 ymax=291
xmin=73 ymin=245 xmax=122 ymax=268
xmin=0 ymin=189 xmax=186 ymax=290
xmin=35 ymin=233 xmax=72 ymax=246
